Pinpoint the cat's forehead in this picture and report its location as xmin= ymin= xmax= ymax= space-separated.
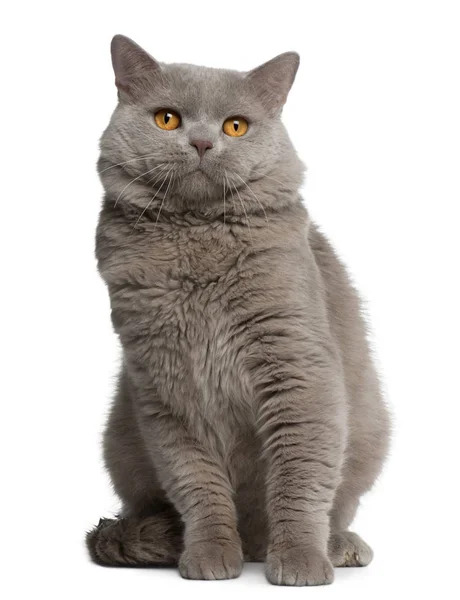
xmin=165 ymin=62 xmax=242 ymax=84
xmin=156 ymin=63 xmax=259 ymax=118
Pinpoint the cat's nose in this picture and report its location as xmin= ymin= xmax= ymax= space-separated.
xmin=190 ymin=139 xmax=213 ymax=160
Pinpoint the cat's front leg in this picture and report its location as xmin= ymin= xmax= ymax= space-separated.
xmin=250 ymin=331 xmax=346 ymax=586
xmin=138 ymin=398 xmax=243 ymax=580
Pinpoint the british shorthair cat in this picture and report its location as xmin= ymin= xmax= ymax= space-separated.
xmin=86 ymin=35 xmax=390 ymax=586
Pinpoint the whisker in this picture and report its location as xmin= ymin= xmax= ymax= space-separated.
xmin=262 ymin=174 xmax=288 ymax=187
xmin=232 ymin=171 xmax=268 ymax=224
xmin=233 ymin=182 xmax=253 ymax=244
xmin=224 ymin=170 xmax=235 ymax=207
xmin=130 ymin=166 xmax=173 ymax=234
xmin=154 ymin=169 xmax=174 ymax=231
xmin=145 ymin=163 xmax=169 ymax=185
xmin=143 ymin=164 xmax=169 ymax=194
xmin=98 ymin=153 xmax=160 ymax=175
xmin=226 ymin=170 xmax=252 ymax=245
xmin=249 ymin=169 xmax=288 ymax=188
xmin=114 ymin=164 xmax=165 ymax=208
xmin=223 ymin=175 xmax=227 ymax=226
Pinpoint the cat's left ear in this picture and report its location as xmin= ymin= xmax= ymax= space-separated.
xmin=246 ymin=52 xmax=300 ymax=115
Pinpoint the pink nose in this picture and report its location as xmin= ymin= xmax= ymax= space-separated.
xmin=190 ymin=139 xmax=213 ymax=160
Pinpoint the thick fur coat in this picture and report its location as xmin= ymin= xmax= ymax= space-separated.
xmin=86 ymin=35 xmax=390 ymax=586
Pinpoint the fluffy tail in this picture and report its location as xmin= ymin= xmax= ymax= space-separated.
xmin=86 ymin=509 xmax=183 ymax=567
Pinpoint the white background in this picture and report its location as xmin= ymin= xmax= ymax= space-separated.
xmin=1 ymin=1 xmax=459 ymax=598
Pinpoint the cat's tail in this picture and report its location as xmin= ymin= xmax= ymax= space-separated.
xmin=86 ymin=509 xmax=183 ymax=567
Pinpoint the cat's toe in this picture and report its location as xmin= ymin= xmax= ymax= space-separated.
xmin=179 ymin=542 xmax=243 ymax=580
xmin=265 ymin=547 xmax=334 ymax=586
xmin=328 ymin=531 xmax=373 ymax=567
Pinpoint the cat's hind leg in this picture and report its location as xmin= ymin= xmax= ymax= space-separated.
xmin=327 ymin=482 xmax=375 ymax=568
xmin=327 ymin=385 xmax=390 ymax=568
xmin=86 ymin=506 xmax=183 ymax=567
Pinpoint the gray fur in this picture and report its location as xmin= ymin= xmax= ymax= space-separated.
xmin=86 ymin=35 xmax=390 ymax=586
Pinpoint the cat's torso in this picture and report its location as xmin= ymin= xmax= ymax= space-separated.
xmin=96 ymin=200 xmax=328 ymax=465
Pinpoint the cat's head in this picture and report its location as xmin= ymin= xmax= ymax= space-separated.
xmin=99 ymin=35 xmax=304 ymax=215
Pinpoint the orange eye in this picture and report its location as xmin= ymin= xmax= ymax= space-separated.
xmin=223 ymin=116 xmax=249 ymax=137
xmin=154 ymin=109 xmax=181 ymax=131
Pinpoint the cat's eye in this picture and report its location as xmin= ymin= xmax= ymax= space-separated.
xmin=223 ymin=116 xmax=249 ymax=137
xmin=154 ymin=109 xmax=181 ymax=131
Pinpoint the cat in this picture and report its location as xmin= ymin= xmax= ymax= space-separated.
xmin=86 ymin=34 xmax=391 ymax=586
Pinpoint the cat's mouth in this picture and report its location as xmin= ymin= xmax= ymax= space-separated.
xmin=176 ymin=164 xmax=224 ymax=198
xmin=186 ymin=164 xmax=217 ymax=184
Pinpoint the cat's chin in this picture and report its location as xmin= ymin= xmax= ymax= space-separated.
xmin=186 ymin=167 xmax=214 ymax=181
xmin=178 ymin=169 xmax=222 ymax=200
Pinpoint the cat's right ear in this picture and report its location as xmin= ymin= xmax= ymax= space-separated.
xmin=110 ymin=35 xmax=162 ymax=100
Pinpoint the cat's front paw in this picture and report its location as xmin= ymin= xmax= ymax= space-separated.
xmin=265 ymin=546 xmax=334 ymax=586
xmin=179 ymin=542 xmax=243 ymax=580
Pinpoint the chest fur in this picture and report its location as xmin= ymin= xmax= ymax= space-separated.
xmin=103 ymin=224 xmax=254 ymax=406
xmin=107 ymin=224 xmax=246 ymax=321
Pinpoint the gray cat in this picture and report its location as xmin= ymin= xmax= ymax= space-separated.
xmin=86 ymin=35 xmax=390 ymax=586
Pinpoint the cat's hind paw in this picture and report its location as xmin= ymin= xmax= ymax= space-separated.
xmin=328 ymin=531 xmax=373 ymax=567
